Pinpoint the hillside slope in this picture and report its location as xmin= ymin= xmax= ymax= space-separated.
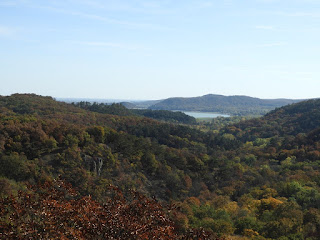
xmin=225 ymin=98 xmax=320 ymax=140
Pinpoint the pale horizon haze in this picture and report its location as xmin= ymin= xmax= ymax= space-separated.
xmin=1 ymin=0 xmax=320 ymax=100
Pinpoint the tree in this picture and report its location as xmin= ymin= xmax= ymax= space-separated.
xmin=141 ymin=152 xmax=158 ymax=174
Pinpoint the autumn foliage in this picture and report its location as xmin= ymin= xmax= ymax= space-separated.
xmin=1 ymin=94 xmax=320 ymax=239
xmin=0 ymin=179 xmax=220 ymax=239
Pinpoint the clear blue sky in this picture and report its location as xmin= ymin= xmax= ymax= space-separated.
xmin=1 ymin=0 xmax=320 ymax=100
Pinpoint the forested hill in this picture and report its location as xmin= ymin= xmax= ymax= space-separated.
xmin=225 ymin=98 xmax=320 ymax=140
xmin=0 ymin=93 xmax=85 ymax=115
xmin=149 ymin=94 xmax=302 ymax=116
xmin=1 ymin=94 xmax=320 ymax=239
xmin=71 ymin=101 xmax=197 ymax=124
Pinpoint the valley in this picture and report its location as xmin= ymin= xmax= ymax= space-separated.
xmin=0 ymin=94 xmax=319 ymax=239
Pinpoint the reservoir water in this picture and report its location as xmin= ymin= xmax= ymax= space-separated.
xmin=180 ymin=111 xmax=230 ymax=119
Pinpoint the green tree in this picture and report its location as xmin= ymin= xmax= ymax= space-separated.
xmin=141 ymin=152 xmax=158 ymax=174
xmin=0 ymin=153 xmax=28 ymax=180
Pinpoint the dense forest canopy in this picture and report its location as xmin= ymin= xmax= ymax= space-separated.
xmin=1 ymin=94 xmax=320 ymax=239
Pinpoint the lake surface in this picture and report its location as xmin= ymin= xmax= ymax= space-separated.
xmin=179 ymin=111 xmax=230 ymax=119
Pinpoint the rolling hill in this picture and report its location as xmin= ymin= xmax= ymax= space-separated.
xmin=148 ymin=94 xmax=303 ymax=116
xmin=225 ymin=98 xmax=320 ymax=140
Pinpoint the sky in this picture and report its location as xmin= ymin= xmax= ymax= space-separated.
xmin=1 ymin=0 xmax=320 ymax=100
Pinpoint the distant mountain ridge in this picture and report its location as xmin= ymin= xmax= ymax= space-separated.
xmin=148 ymin=94 xmax=304 ymax=116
